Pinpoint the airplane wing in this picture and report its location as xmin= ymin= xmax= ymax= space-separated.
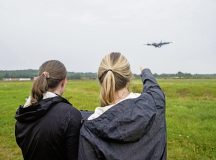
xmin=152 ymin=43 xmax=158 ymax=47
xmin=145 ymin=43 xmax=152 ymax=46
xmin=161 ymin=42 xmax=168 ymax=45
xmin=161 ymin=42 xmax=172 ymax=45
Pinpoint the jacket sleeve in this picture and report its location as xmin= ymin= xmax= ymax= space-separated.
xmin=141 ymin=69 xmax=165 ymax=109
xmin=65 ymin=108 xmax=82 ymax=160
xmin=78 ymin=135 xmax=100 ymax=160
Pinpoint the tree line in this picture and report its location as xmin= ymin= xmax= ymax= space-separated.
xmin=0 ymin=70 xmax=96 ymax=80
xmin=0 ymin=70 xmax=216 ymax=80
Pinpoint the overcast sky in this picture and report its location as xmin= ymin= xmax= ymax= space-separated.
xmin=0 ymin=0 xmax=215 ymax=74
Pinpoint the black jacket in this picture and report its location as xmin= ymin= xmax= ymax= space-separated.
xmin=78 ymin=69 xmax=166 ymax=160
xmin=15 ymin=96 xmax=81 ymax=160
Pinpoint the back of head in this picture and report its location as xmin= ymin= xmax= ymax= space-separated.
xmin=98 ymin=52 xmax=132 ymax=107
xmin=31 ymin=60 xmax=67 ymax=105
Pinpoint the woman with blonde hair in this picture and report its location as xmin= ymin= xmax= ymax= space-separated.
xmin=79 ymin=52 xmax=166 ymax=160
xmin=15 ymin=60 xmax=81 ymax=160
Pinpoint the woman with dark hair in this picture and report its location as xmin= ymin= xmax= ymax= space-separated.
xmin=15 ymin=60 xmax=81 ymax=160
xmin=79 ymin=52 xmax=166 ymax=160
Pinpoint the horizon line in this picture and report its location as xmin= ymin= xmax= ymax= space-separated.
xmin=0 ymin=69 xmax=216 ymax=75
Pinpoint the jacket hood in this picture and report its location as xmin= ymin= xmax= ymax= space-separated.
xmin=15 ymin=96 xmax=70 ymax=122
xmin=83 ymin=93 xmax=157 ymax=142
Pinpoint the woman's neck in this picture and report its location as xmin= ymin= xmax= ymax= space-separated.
xmin=48 ymin=88 xmax=61 ymax=96
xmin=114 ymin=87 xmax=130 ymax=104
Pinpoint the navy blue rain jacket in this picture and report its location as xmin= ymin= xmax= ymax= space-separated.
xmin=78 ymin=69 xmax=166 ymax=160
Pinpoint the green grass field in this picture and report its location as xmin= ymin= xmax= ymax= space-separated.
xmin=0 ymin=79 xmax=216 ymax=160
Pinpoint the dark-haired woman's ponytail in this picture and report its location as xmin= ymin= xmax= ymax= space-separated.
xmin=30 ymin=74 xmax=48 ymax=105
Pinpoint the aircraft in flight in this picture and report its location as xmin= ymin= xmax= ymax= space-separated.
xmin=145 ymin=41 xmax=172 ymax=48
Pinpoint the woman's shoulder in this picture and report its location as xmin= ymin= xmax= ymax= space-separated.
xmin=51 ymin=96 xmax=81 ymax=116
xmin=50 ymin=98 xmax=81 ymax=127
xmin=87 ymin=92 xmax=141 ymax=120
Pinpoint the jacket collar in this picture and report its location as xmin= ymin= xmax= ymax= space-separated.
xmin=24 ymin=91 xmax=58 ymax=107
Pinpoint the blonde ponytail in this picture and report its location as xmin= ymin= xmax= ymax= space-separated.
xmin=98 ymin=52 xmax=132 ymax=107
xmin=100 ymin=71 xmax=116 ymax=106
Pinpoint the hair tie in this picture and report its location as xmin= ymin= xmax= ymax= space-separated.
xmin=42 ymin=71 xmax=50 ymax=78
xmin=99 ymin=69 xmax=114 ymax=80
xmin=107 ymin=69 xmax=113 ymax=72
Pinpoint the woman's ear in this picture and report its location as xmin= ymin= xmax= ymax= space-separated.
xmin=126 ymin=82 xmax=130 ymax=90
xmin=59 ymin=78 xmax=67 ymax=95
xmin=61 ymin=80 xmax=64 ymax=87
xmin=61 ymin=78 xmax=67 ymax=87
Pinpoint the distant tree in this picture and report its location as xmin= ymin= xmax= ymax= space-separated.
xmin=177 ymin=71 xmax=184 ymax=78
xmin=5 ymin=72 xmax=10 ymax=78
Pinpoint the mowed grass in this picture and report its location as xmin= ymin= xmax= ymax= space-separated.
xmin=0 ymin=79 xmax=216 ymax=160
